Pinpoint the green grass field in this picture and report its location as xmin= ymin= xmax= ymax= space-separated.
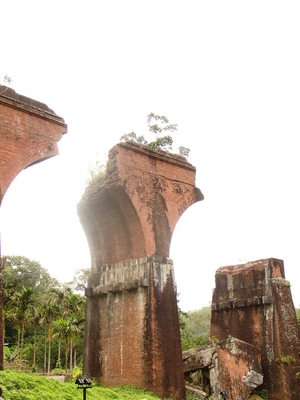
xmin=0 ymin=370 xmax=199 ymax=399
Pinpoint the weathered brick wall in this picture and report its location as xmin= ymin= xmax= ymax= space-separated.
xmin=183 ymin=338 xmax=263 ymax=399
xmin=0 ymin=85 xmax=67 ymax=369
xmin=78 ymin=143 xmax=203 ymax=400
xmin=84 ymin=258 xmax=150 ymax=386
xmin=85 ymin=257 xmax=184 ymax=399
xmin=0 ymin=85 xmax=67 ymax=203
xmin=210 ymin=258 xmax=300 ymax=400
xmin=78 ymin=142 xmax=203 ymax=269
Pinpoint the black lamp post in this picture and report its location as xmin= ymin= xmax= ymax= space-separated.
xmin=75 ymin=377 xmax=92 ymax=400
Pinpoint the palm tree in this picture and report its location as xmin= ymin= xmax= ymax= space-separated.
xmin=49 ymin=287 xmax=67 ymax=367
xmin=38 ymin=304 xmax=48 ymax=374
xmin=29 ymin=305 xmax=42 ymax=369
xmin=53 ymin=315 xmax=84 ymax=377
xmin=71 ymin=316 xmax=85 ymax=369
xmin=62 ymin=291 xmax=85 ymax=371
xmin=39 ymin=301 xmax=59 ymax=374
xmin=14 ymin=287 xmax=35 ymax=364
xmin=53 ymin=318 xmax=72 ymax=377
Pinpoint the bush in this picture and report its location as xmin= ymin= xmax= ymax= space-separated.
xmin=72 ymin=367 xmax=83 ymax=383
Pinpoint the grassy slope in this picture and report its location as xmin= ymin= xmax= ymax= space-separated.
xmin=0 ymin=370 xmax=164 ymax=400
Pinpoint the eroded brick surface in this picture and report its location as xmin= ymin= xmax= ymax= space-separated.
xmin=0 ymin=85 xmax=67 ymax=369
xmin=78 ymin=142 xmax=203 ymax=269
xmin=183 ymin=338 xmax=263 ymax=400
xmin=210 ymin=258 xmax=300 ymax=400
xmin=0 ymin=85 xmax=67 ymax=203
xmin=78 ymin=143 xmax=203 ymax=400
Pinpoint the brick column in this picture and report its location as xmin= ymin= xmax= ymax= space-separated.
xmin=78 ymin=142 xmax=203 ymax=399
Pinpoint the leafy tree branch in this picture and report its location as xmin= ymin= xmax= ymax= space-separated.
xmin=120 ymin=113 xmax=190 ymax=158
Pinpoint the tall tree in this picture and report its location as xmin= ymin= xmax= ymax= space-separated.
xmin=62 ymin=292 xmax=85 ymax=371
xmin=49 ymin=288 xmax=67 ymax=367
xmin=29 ymin=305 xmax=42 ymax=369
xmin=12 ymin=287 xmax=36 ymax=364
xmin=2 ymin=255 xmax=86 ymax=373
xmin=53 ymin=318 xmax=80 ymax=377
xmin=17 ymin=288 xmax=35 ymax=364
xmin=2 ymin=256 xmax=58 ymax=303
xmin=67 ymin=268 xmax=90 ymax=294
xmin=39 ymin=301 xmax=59 ymax=375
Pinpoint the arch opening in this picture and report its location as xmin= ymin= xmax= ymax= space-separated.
xmin=170 ymin=201 xmax=216 ymax=312
xmin=79 ymin=186 xmax=146 ymax=269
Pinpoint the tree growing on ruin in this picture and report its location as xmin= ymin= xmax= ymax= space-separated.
xmin=86 ymin=113 xmax=191 ymax=188
xmin=120 ymin=113 xmax=190 ymax=159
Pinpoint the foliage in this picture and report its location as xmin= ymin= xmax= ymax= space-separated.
xmin=67 ymin=268 xmax=90 ymax=294
xmin=120 ymin=131 xmax=148 ymax=146
xmin=88 ymin=113 xmax=190 ymax=186
xmin=0 ymin=370 xmax=165 ymax=400
xmin=2 ymin=255 xmax=86 ymax=374
xmin=179 ymin=307 xmax=210 ymax=351
xmin=253 ymin=389 xmax=269 ymax=400
xmin=186 ymin=391 xmax=201 ymax=400
xmin=0 ymin=74 xmax=12 ymax=84
xmin=296 ymin=307 xmax=300 ymax=332
xmin=280 ymin=355 xmax=295 ymax=364
xmin=3 ymin=346 xmax=18 ymax=362
xmin=72 ymin=367 xmax=83 ymax=383
xmin=190 ymin=369 xmax=203 ymax=386
xmin=147 ymin=112 xmax=178 ymax=137
xmin=148 ymin=135 xmax=173 ymax=152
xmin=120 ymin=113 xmax=190 ymax=159
xmin=178 ymin=146 xmax=191 ymax=158
xmin=85 ymin=155 xmax=107 ymax=186
xmin=2 ymin=256 xmax=58 ymax=303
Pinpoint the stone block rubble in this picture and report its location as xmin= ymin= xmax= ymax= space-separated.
xmin=183 ymin=258 xmax=300 ymax=400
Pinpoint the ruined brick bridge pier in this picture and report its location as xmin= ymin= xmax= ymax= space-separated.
xmin=0 ymin=85 xmax=67 ymax=368
xmin=78 ymin=142 xmax=203 ymax=400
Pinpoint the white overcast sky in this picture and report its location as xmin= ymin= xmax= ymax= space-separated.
xmin=1 ymin=1 xmax=300 ymax=311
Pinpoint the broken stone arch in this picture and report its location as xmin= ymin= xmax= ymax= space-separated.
xmin=0 ymin=85 xmax=67 ymax=369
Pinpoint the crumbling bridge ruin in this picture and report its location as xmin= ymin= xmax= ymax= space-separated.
xmin=2 ymin=84 xmax=300 ymax=399
xmin=0 ymin=85 xmax=67 ymax=369
xmin=78 ymin=142 xmax=300 ymax=400
xmin=78 ymin=142 xmax=203 ymax=400
xmin=183 ymin=258 xmax=300 ymax=400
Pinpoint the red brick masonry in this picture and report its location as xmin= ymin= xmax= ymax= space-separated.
xmin=0 ymin=85 xmax=67 ymax=204
xmin=210 ymin=258 xmax=300 ymax=400
xmin=183 ymin=337 xmax=263 ymax=399
xmin=78 ymin=142 xmax=203 ymax=400
xmin=0 ymin=85 xmax=67 ymax=369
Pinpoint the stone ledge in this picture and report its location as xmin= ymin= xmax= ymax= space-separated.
xmin=117 ymin=141 xmax=196 ymax=172
xmin=88 ymin=256 xmax=173 ymax=289
xmin=85 ymin=277 xmax=149 ymax=297
xmin=0 ymin=85 xmax=67 ymax=127
xmin=211 ymin=294 xmax=272 ymax=311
